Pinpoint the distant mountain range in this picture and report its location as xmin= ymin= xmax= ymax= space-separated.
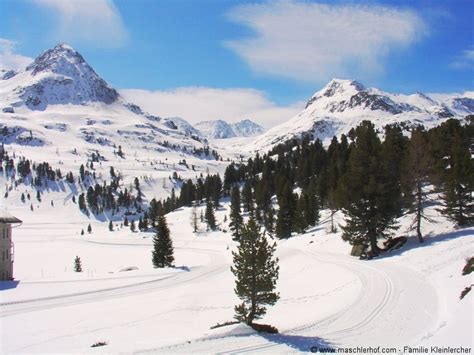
xmin=0 ymin=43 xmax=472 ymax=157
xmin=0 ymin=43 xmax=214 ymax=155
xmin=250 ymin=79 xmax=473 ymax=151
xmin=194 ymin=119 xmax=264 ymax=139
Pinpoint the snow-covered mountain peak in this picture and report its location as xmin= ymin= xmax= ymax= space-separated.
xmin=26 ymin=43 xmax=87 ymax=77
xmin=305 ymin=78 xmax=366 ymax=109
xmin=250 ymin=79 xmax=473 ymax=152
xmin=195 ymin=119 xmax=264 ymax=139
xmin=1 ymin=43 xmax=118 ymax=110
xmin=232 ymin=119 xmax=264 ymax=137
xmin=319 ymin=78 xmax=365 ymax=97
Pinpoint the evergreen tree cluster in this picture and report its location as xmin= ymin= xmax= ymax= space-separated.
xmin=178 ymin=174 xmax=222 ymax=207
xmin=224 ymin=117 xmax=473 ymax=251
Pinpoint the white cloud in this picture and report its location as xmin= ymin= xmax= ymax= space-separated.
xmin=450 ymin=49 xmax=474 ymax=69
xmin=226 ymin=0 xmax=426 ymax=83
xmin=0 ymin=39 xmax=33 ymax=71
xmin=35 ymin=0 xmax=128 ymax=47
xmin=120 ymin=87 xmax=304 ymax=129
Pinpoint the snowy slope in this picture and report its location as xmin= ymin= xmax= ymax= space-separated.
xmin=0 ymin=190 xmax=472 ymax=353
xmin=250 ymin=79 xmax=473 ymax=151
xmin=195 ymin=119 xmax=264 ymax=139
xmin=0 ymin=43 xmax=233 ymax=201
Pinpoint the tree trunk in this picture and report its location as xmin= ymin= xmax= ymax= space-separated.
xmin=368 ymin=227 xmax=379 ymax=255
xmin=330 ymin=209 xmax=335 ymax=233
xmin=416 ymin=181 xmax=424 ymax=243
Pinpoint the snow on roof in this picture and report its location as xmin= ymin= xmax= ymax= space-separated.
xmin=0 ymin=210 xmax=22 ymax=224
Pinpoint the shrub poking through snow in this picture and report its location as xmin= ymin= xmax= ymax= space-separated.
xmin=462 ymin=257 xmax=474 ymax=275
xmin=90 ymin=341 xmax=107 ymax=348
xmin=250 ymin=323 xmax=279 ymax=334
xmin=459 ymin=286 xmax=472 ymax=300
xmin=74 ymin=256 xmax=82 ymax=272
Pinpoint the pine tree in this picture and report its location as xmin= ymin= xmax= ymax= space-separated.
xmin=87 ymin=224 xmax=92 ymax=234
xmin=205 ymin=200 xmax=217 ymax=231
xmin=304 ymin=187 xmax=320 ymax=227
xmin=403 ymin=128 xmax=433 ymax=242
xmin=191 ymin=202 xmax=199 ymax=232
xmin=341 ymin=121 xmax=401 ymax=255
xmin=327 ymin=189 xmax=339 ymax=233
xmin=294 ymin=194 xmax=308 ymax=234
xmin=74 ymin=256 xmax=82 ymax=272
xmin=109 ymin=220 xmax=113 ymax=231
xmin=439 ymin=132 xmax=473 ymax=226
xmin=78 ymin=193 xmax=87 ymax=211
xmin=242 ymin=181 xmax=254 ymax=214
xmin=229 ymin=186 xmax=244 ymax=241
xmin=152 ymin=214 xmax=174 ymax=268
xmin=231 ymin=218 xmax=280 ymax=325
xmin=275 ymin=181 xmax=295 ymax=239
xmin=79 ymin=164 xmax=85 ymax=181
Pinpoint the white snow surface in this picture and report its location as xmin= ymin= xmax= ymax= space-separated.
xmin=0 ymin=188 xmax=472 ymax=353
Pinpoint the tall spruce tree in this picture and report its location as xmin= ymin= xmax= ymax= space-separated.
xmin=294 ymin=194 xmax=308 ymax=234
xmin=191 ymin=202 xmax=199 ymax=233
xmin=152 ymin=214 xmax=174 ymax=268
xmin=205 ymin=200 xmax=217 ymax=231
xmin=439 ymin=131 xmax=473 ymax=226
xmin=229 ymin=186 xmax=244 ymax=241
xmin=275 ymin=181 xmax=295 ymax=239
xmin=231 ymin=218 xmax=279 ymax=325
xmin=242 ymin=181 xmax=254 ymax=215
xmin=341 ymin=121 xmax=401 ymax=254
xmin=403 ymin=128 xmax=433 ymax=242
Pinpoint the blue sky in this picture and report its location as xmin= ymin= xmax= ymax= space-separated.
xmin=0 ymin=0 xmax=473 ymax=127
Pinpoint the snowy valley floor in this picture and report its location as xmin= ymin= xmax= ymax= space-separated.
xmin=0 ymin=200 xmax=472 ymax=354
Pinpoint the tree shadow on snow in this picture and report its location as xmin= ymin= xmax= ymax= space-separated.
xmin=259 ymin=333 xmax=335 ymax=353
xmin=0 ymin=280 xmax=20 ymax=291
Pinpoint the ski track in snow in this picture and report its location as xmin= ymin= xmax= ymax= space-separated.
xmin=138 ymin=248 xmax=438 ymax=353
xmin=0 ymin=206 xmax=471 ymax=353
xmin=0 ymin=244 xmax=227 ymax=318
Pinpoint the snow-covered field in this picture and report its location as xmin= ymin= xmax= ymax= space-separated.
xmin=1 ymin=193 xmax=472 ymax=353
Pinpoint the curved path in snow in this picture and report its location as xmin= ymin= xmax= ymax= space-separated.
xmin=146 ymin=248 xmax=438 ymax=353
xmin=0 ymin=246 xmax=227 ymax=318
xmin=1 ymin=229 xmax=439 ymax=353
